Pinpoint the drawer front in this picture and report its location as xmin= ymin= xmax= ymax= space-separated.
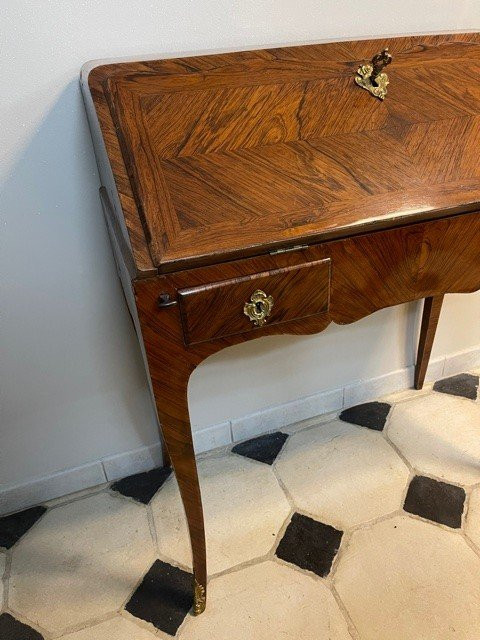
xmin=178 ymin=258 xmax=330 ymax=345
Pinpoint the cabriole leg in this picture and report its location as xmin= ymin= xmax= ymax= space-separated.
xmin=158 ymin=406 xmax=207 ymax=615
xmin=134 ymin=278 xmax=207 ymax=614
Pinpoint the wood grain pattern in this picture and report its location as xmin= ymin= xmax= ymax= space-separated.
xmin=82 ymin=34 xmax=480 ymax=613
xmin=414 ymin=295 xmax=445 ymax=390
xmin=82 ymin=32 xmax=480 ymax=276
xmin=90 ymin=34 xmax=480 ymax=272
xmin=134 ymin=278 xmax=206 ymax=607
xmin=329 ymin=211 xmax=480 ymax=324
xmin=178 ymin=259 xmax=330 ymax=345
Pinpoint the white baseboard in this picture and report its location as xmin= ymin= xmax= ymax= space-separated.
xmin=102 ymin=443 xmax=163 ymax=482
xmin=0 ymin=462 xmax=106 ymax=516
xmin=193 ymin=421 xmax=232 ymax=454
xmin=231 ymin=387 xmax=344 ymax=442
xmin=1 ymin=345 xmax=479 ymax=515
xmin=443 ymin=347 xmax=480 ymax=377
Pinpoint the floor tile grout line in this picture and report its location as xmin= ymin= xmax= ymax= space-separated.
xmin=208 ymin=508 xmax=296 ymax=582
xmin=272 ymin=552 xmax=330 ymax=584
xmin=276 ymin=413 xmax=342 ymax=440
xmin=268 ymin=508 xmax=296 ymax=559
xmin=431 ymin=388 xmax=480 ymax=405
xmin=398 ymin=469 xmax=416 ymax=509
xmin=146 ymin=501 xmax=159 ymax=552
xmin=378 ymin=383 xmax=434 ymax=406
xmin=336 ymin=508 xmax=404 ymax=538
xmin=404 ymin=508 xmax=467 ymax=535
xmin=4 ymin=604 xmax=53 ymax=639
xmin=120 ymin=606 xmax=169 ymax=639
xmin=50 ymin=610 xmax=121 ymax=639
xmin=462 ymin=484 xmax=473 ymax=527
xmin=326 ymin=525 xmax=356 ymax=584
xmin=330 ymin=582 xmax=361 ymax=640
xmin=270 ymin=553 xmax=360 ymax=639
xmin=271 ymin=461 xmax=298 ymax=511
xmin=384 ymin=434 xmax=415 ymax=474
xmin=44 ymin=484 xmax=111 ymax=512
xmin=401 ymin=469 xmax=472 ymax=492
xmin=462 ymin=530 xmax=480 ymax=560
xmin=383 ymin=412 xmax=416 ymax=472
xmin=209 ymin=553 xmax=275 ymax=581
xmin=268 ymin=526 xmax=360 ymax=637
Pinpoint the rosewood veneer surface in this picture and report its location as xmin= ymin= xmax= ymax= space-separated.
xmin=81 ymin=32 xmax=480 ymax=615
xmin=84 ymin=32 xmax=480 ymax=274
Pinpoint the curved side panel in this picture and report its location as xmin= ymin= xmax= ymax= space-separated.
xmin=330 ymin=211 xmax=480 ymax=324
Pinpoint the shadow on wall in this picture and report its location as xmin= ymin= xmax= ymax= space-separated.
xmin=0 ymin=80 xmax=158 ymax=487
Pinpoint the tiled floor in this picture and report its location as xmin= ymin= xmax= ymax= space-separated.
xmin=1 ymin=371 xmax=479 ymax=640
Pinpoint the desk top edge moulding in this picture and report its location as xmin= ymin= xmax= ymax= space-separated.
xmin=81 ymin=32 xmax=480 ymax=618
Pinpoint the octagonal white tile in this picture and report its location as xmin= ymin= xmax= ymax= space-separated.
xmin=61 ymin=616 xmax=161 ymax=639
xmin=275 ymin=420 xmax=409 ymax=529
xmin=180 ymin=561 xmax=352 ymax=640
xmin=388 ymin=393 xmax=480 ymax=485
xmin=9 ymin=493 xmax=155 ymax=634
xmin=334 ymin=515 xmax=480 ymax=640
xmin=465 ymin=485 xmax=480 ymax=549
xmin=152 ymin=455 xmax=290 ymax=574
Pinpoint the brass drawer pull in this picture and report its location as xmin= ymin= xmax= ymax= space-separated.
xmin=244 ymin=290 xmax=274 ymax=327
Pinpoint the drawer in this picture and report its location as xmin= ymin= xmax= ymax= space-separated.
xmin=177 ymin=258 xmax=331 ymax=345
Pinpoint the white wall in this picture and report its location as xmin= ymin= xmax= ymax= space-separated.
xmin=1 ymin=1 xmax=480 ymax=498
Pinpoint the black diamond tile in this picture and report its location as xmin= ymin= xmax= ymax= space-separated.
xmin=275 ymin=512 xmax=343 ymax=577
xmin=0 ymin=506 xmax=47 ymax=550
xmin=0 ymin=613 xmax=44 ymax=639
xmin=404 ymin=475 xmax=466 ymax=529
xmin=339 ymin=401 xmax=391 ymax=431
xmin=125 ymin=559 xmax=193 ymax=636
xmin=433 ymin=373 xmax=479 ymax=401
xmin=232 ymin=431 xmax=289 ymax=465
xmin=111 ymin=466 xmax=172 ymax=504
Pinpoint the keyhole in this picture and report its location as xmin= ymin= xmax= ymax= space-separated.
xmin=255 ymin=301 xmax=263 ymax=314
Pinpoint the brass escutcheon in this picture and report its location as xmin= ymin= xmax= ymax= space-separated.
xmin=355 ymin=48 xmax=392 ymax=100
xmin=244 ymin=289 xmax=274 ymax=327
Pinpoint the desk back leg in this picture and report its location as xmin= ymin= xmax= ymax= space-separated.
xmin=414 ymin=295 xmax=445 ymax=390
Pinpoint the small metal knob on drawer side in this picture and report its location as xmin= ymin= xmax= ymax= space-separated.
xmin=157 ymin=293 xmax=178 ymax=308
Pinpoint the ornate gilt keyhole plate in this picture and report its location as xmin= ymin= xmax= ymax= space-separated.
xmin=244 ymin=290 xmax=274 ymax=327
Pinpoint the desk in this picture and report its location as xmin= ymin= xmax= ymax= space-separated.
xmin=81 ymin=32 xmax=480 ymax=614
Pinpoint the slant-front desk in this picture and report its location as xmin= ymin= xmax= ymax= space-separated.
xmin=81 ymin=33 xmax=480 ymax=614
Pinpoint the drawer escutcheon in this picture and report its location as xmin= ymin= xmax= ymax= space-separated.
xmin=244 ymin=290 xmax=274 ymax=327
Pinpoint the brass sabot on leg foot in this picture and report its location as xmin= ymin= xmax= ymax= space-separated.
xmin=193 ymin=578 xmax=206 ymax=615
